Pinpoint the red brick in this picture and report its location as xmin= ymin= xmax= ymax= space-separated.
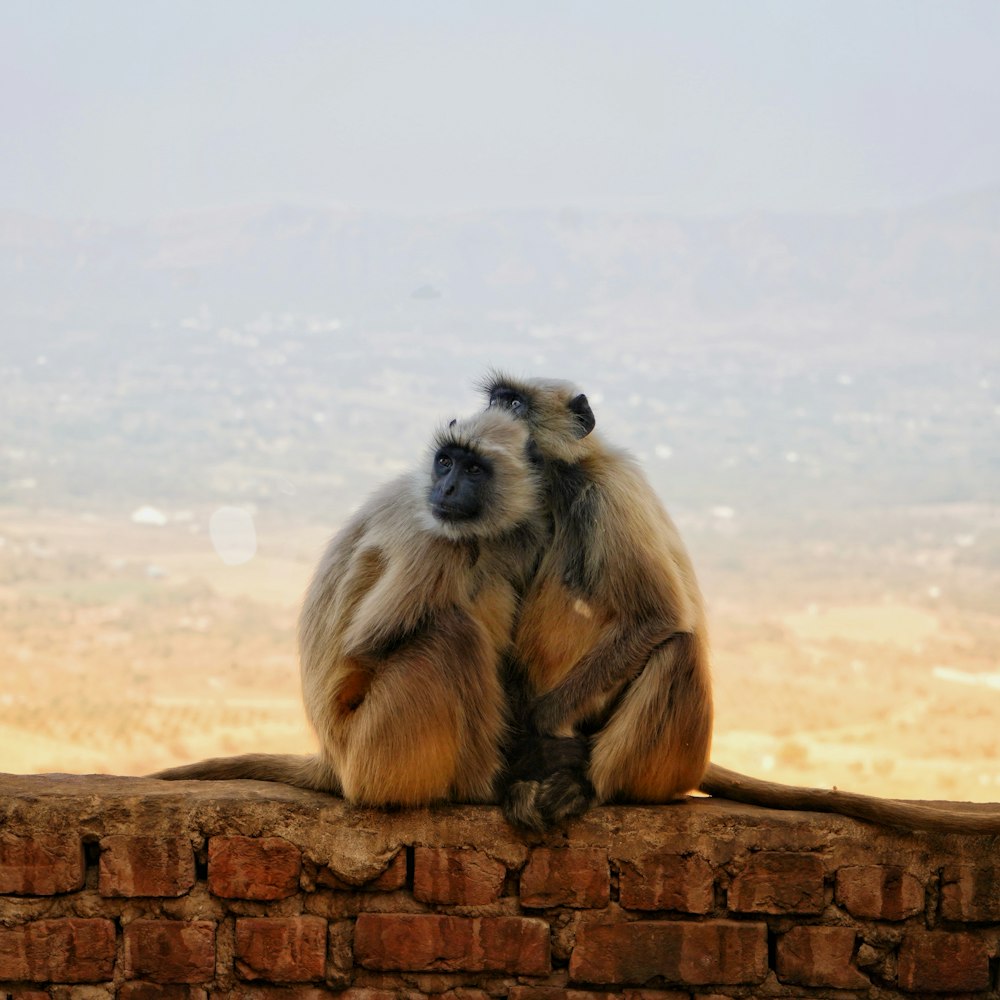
xmin=123 ymin=919 xmax=216 ymax=984
xmin=413 ymin=847 xmax=506 ymax=905
xmin=208 ymin=836 xmax=301 ymax=900
xmin=0 ymin=918 xmax=115 ymax=983
xmin=100 ymin=835 xmax=196 ymax=897
xmin=119 ymin=986 xmax=205 ymax=1000
xmin=728 ymin=852 xmax=825 ymax=914
xmin=216 ymin=990 xmax=330 ymax=1000
xmin=316 ymin=850 xmax=408 ymax=891
xmin=835 ymin=864 xmax=924 ymax=920
xmin=510 ymin=991 xmax=684 ymax=1000
xmin=354 ymin=913 xmax=550 ymax=974
xmin=940 ymin=863 xmax=1000 ymax=921
xmin=520 ymin=848 xmax=609 ymax=909
xmin=569 ymin=920 xmax=768 ymax=986
xmin=509 ymin=990 xmax=623 ymax=1000
xmin=898 ymin=931 xmax=990 ymax=992
xmin=776 ymin=925 xmax=868 ymax=989
xmin=618 ymin=853 xmax=713 ymax=913
xmin=0 ymin=834 xmax=85 ymax=895
xmin=623 ymin=993 xmax=689 ymax=1000
xmin=235 ymin=916 xmax=328 ymax=982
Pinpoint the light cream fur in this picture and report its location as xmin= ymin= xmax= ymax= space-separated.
xmin=153 ymin=409 xmax=546 ymax=806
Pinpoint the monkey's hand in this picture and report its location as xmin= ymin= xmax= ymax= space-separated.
xmin=500 ymin=735 xmax=595 ymax=833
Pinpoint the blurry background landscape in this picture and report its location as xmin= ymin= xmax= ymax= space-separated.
xmin=2 ymin=1 xmax=998 ymax=801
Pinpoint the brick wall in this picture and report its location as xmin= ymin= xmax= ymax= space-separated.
xmin=1 ymin=773 xmax=999 ymax=998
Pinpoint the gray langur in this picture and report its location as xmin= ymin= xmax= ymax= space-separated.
xmin=152 ymin=408 xmax=546 ymax=806
xmin=486 ymin=371 xmax=1000 ymax=835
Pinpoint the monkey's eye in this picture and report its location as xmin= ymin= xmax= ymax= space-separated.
xmin=435 ymin=453 xmax=453 ymax=471
xmin=466 ymin=463 xmax=482 ymax=476
xmin=490 ymin=390 xmax=524 ymax=411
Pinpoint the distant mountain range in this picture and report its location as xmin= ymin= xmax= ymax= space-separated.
xmin=1 ymin=194 xmax=997 ymax=525
xmin=3 ymin=189 xmax=998 ymax=347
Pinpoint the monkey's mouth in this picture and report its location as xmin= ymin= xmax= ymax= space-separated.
xmin=431 ymin=502 xmax=476 ymax=523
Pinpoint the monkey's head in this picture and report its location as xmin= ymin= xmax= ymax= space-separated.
xmin=479 ymin=370 xmax=596 ymax=464
xmin=426 ymin=409 xmax=542 ymax=540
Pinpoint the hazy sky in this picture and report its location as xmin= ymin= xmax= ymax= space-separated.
xmin=3 ymin=0 xmax=1000 ymax=222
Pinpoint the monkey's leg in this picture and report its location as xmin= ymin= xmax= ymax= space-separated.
xmin=336 ymin=612 xmax=505 ymax=806
xmin=588 ymin=630 xmax=713 ymax=803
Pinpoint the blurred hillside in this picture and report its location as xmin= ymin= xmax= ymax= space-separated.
xmin=1 ymin=194 xmax=997 ymax=526
xmin=1 ymin=197 xmax=998 ymax=796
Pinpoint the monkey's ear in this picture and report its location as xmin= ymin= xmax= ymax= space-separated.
xmin=449 ymin=418 xmax=457 ymax=428
xmin=568 ymin=394 xmax=595 ymax=438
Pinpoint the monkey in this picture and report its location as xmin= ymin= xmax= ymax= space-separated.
xmin=482 ymin=371 xmax=714 ymax=831
xmin=485 ymin=372 xmax=1000 ymax=836
xmin=151 ymin=408 xmax=547 ymax=807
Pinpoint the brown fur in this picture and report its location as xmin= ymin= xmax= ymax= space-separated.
xmin=489 ymin=372 xmax=1000 ymax=834
xmin=483 ymin=372 xmax=713 ymax=808
xmin=152 ymin=409 xmax=546 ymax=806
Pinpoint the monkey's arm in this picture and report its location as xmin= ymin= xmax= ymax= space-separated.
xmin=529 ymin=618 xmax=679 ymax=735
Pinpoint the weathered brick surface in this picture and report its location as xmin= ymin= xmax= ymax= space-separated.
xmin=119 ymin=986 xmax=206 ymax=1000
xmin=235 ymin=916 xmax=328 ymax=982
xmin=0 ymin=917 xmax=116 ymax=983
xmin=208 ymin=835 xmax=301 ymax=900
xmin=412 ymin=847 xmax=506 ymax=905
xmin=0 ymin=833 xmax=85 ymax=895
xmin=835 ymin=864 xmax=924 ymax=920
xmin=354 ymin=913 xmax=550 ymax=973
xmin=123 ymin=919 xmax=217 ymax=983
xmin=318 ymin=850 xmax=408 ymax=892
xmin=520 ymin=848 xmax=609 ymax=909
xmin=618 ymin=852 xmax=713 ymax=913
xmin=940 ymin=862 xmax=1000 ymax=921
xmin=569 ymin=920 xmax=768 ymax=986
xmin=728 ymin=852 xmax=825 ymax=914
xmin=508 ymin=991 xmax=687 ymax=1000
xmin=216 ymin=990 xmax=330 ymax=1000
xmin=897 ymin=930 xmax=991 ymax=992
xmin=776 ymin=925 xmax=868 ymax=989
xmin=2 ymin=775 xmax=1000 ymax=998
xmin=100 ymin=834 xmax=196 ymax=897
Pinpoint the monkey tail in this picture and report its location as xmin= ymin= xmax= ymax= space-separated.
xmin=149 ymin=753 xmax=340 ymax=795
xmin=700 ymin=762 xmax=1000 ymax=834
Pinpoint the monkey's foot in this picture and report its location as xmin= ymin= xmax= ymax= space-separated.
xmin=502 ymin=770 xmax=595 ymax=833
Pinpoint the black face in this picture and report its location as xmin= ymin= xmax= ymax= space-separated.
xmin=489 ymin=386 xmax=528 ymax=416
xmin=429 ymin=445 xmax=493 ymax=523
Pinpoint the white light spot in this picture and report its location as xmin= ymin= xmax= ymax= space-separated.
xmin=573 ymin=599 xmax=594 ymax=619
xmin=711 ymin=505 xmax=735 ymax=520
xmin=209 ymin=506 xmax=257 ymax=566
xmin=784 ymin=451 xmax=800 ymax=463
xmin=654 ymin=444 xmax=674 ymax=459
xmin=836 ymin=373 xmax=853 ymax=386
xmin=954 ymin=534 xmax=975 ymax=548
xmin=761 ymin=754 xmax=775 ymax=772
xmin=927 ymin=585 xmax=942 ymax=599
xmin=131 ymin=506 xmax=168 ymax=527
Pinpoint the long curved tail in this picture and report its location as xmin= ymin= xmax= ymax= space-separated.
xmin=700 ymin=762 xmax=1000 ymax=834
xmin=150 ymin=753 xmax=341 ymax=795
